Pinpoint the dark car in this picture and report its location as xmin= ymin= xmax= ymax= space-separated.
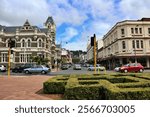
xmin=120 ymin=63 xmax=144 ymax=73
xmin=12 ymin=63 xmax=34 ymax=73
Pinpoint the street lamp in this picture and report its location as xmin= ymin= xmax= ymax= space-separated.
xmin=133 ymin=25 xmax=138 ymax=64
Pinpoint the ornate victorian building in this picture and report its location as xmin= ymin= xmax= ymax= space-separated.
xmin=0 ymin=17 xmax=56 ymax=68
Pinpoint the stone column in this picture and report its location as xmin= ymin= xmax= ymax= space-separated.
xmin=146 ymin=57 xmax=150 ymax=68
xmin=119 ymin=58 xmax=123 ymax=65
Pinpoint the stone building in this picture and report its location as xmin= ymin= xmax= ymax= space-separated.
xmin=98 ymin=18 xmax=150 ymax=69
xmin=0 ymin=16 xmax=56 ymax=68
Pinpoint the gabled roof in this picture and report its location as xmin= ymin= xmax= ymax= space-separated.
xmin=21 ymin=19 xmax=34 ymax=30
xmin=45 ymin=16 xmax=55 ymax=25
xmin=0 ymin=19 xmax=49 ymax=34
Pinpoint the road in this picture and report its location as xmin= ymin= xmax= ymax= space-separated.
xmin=0 ymin=67 xmax=150 ymax=77
xmin=0 ymin=67 xmax=108 ymax=76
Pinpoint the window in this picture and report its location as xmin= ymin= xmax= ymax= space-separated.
xmin=121 ymin=29 xmax=125 ymax=35
xmin=22 ymin=40 xmax=25 ymax=47
xmin=136 ymin=40 xmax=139 ymax=48
xmin=20 ymin=54 xmax=25 ymax=63
xmin=27 ymin=54 xmax=31 ymax=62
xmin=27 ymin=39 xmax=31 ymax=47
xmin=38 ymin=39 xmax=42 ymax=47
xmin=1 ymin=53 xmax=7 ymax=62
xmin=20 ymin=54 xmax=31 ymax=63
xmin=122 ymin=41 xmax=126 ymax=49
xmin=131 ymin=28 xmax=134 ymax=34
xmin=148 ymin=28 xmax=150 ymax=34
xmin=141 ymin=40 xmax=143 ymax=48
xmin=135 ymin=28 xmax=138 ymax=34
xmin=139 ymin=28 xmax=142 ymax=34
xmin=132 ymin=40 xmax=135 ymax=48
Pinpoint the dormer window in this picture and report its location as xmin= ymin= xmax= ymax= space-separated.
xmin=21 ymin=19 xmax=33 ymax=31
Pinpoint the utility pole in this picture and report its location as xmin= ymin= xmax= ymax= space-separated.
xmin=90 ymin=34 xmax=97 ymax=74
xmin=8 ymin=47 xmax=11 ymax=77
xmin=93 ymin=34 xmax=97 ymax=74
xmin=8 ymin=39 xmax=15 ymax=78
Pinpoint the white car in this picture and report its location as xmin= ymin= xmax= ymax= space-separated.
xmin=88 ymin=65 xmax=105 ymax=71
xmin=114 ymin=67 xmax=120 ymax=72
xmin=73 ymin=64 xmax=81 ymax=70
xmin=0 ymin=65 xmax=6 ymax=72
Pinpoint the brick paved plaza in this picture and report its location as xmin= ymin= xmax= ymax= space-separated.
xmin=0 ymin=75 xmax=62 ymax=100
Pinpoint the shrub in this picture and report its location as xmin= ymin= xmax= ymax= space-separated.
xmin=43 ymin=76 xmax=68 ymax=94
xmin=43 ymin=73 xmax=150 ymax=100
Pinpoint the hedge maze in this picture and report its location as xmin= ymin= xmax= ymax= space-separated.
xmin=43 ymin=74 xmax=150 ymax=100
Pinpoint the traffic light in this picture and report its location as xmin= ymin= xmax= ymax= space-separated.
xmin=8 ymin=39 xmax=15 ymax=48
xmin=91 ymin=36 xmax=94 ymax=46
xmin=11 ymin=50 xmax=13 ymax=54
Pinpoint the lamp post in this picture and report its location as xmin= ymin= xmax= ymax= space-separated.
xmin=8 ymin=39 xmax=15 ymax=77
xmin=133 ymin=25 xmax=138 ymax=64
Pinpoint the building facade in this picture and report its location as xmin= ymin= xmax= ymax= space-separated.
xmin=98 ymin=18 xmax=150 ymax=69
xmin=61 ymin=48 xmax=72 ymax=64
xmin=0 ymin=16 xmax=56 ymax=68
xmin=87 ymin=39 xmax=103 ymax=63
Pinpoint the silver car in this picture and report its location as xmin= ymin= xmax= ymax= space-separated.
xmin=73 ymin=64 xmax=81 ymax=70
xmin=88 ymin=64 xmax=105 ymax=71
xmin=24 ymin=65 xmax=50 ymax=74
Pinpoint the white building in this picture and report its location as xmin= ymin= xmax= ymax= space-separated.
xmin=61 ymin=48 xmax=72 ymax=64
xmin=98 ymin=18 xmax=150 ymax=69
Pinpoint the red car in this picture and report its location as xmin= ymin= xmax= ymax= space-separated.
xmin=120 ymin=63 xmax=144 ymax=73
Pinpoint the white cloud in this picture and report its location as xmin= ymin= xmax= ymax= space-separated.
xmin=59 ymin=27 xmax=78 ymax=42
xmin=47 ymin=0 xmax=88 ymax=26
xmin=72 ymin=0 xmax=116 ymax=20
xmin=119 ymin=0 xmax=150 ymax=19
xmin=0 ymin=0 xmax=49 ymax=26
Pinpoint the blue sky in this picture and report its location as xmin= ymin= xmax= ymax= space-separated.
xmin=1 ymin=0 xmax=150 ymax=51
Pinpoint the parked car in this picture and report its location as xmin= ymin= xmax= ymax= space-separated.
xmin=61 ymin=64 xmax=68 ymax=70
xmin=120 ymin=63 xmax=144 ymax=73
xmin=87 ymin=64 xmax=105 ymax=71
xmin=114 ymin=67 xmax=120 ymax=72
xmin=73 ymin=64 xmax=81 ymax=70
xmin=24 ymin=65 xmax=50 ymax=74
xmin=12 ymin=63 xmax=34 ymax=73
xmin=0 ymin=65 xmax=6 ymax=72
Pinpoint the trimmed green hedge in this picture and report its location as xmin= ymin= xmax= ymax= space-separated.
xmin=43 ymin=73 xmax=150 ymax=100
xmin=43 ymin=75 xmax=68 ymax=94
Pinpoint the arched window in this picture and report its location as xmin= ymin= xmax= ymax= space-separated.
xmin=27 ymin=39 xmax=31 ymax=47
xmin=39 ymin=40 xmax=42 ymax=47
xmin=22 ymin=39 xmax=25 ymax=47
xmin=38 ymin=39 xmax=43 ymax=47
xmin=6 ymin=39 xmax=9 ymax=47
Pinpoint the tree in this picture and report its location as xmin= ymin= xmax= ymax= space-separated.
xmin=30 ymin=56 xmax=50 ymax=65
xmin=72 ymin=58 xmax=80 ymax=64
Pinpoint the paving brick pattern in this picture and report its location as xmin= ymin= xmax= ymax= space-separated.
xmin=0 ymin=75 xmax=62 ymax=100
